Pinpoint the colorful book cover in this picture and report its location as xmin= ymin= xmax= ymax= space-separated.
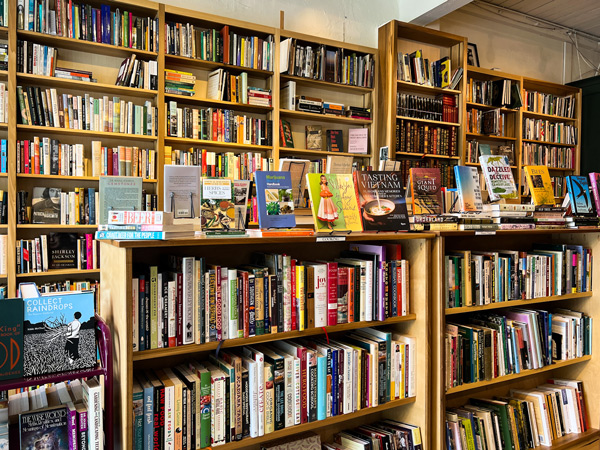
xmin=454 ymin=166 xmax=483 ymax=212
xmin=0 ymin=298 xmax=24 ymax=381
xmin=200 ymin=178 xmax=235 ymax=230
xmin=254 ymin=171 xmax=296 ymax=229
xmin=409 ymin=168 xmax=443 ymax=215
xmin=233 ymin=179 xmax=252 ymax=229
xmin=326 ymin=130 xmax=344 ymax=152
xmin=23 ymin=291 xmax=96 ymax=377
xmin=280 ymin=120 xmax=294 ymax=148
xmin=305 ymin=173 xmax=363 ymax=233
xmin=566 ymin=175 xmax=593 ymax=215
xmin=589 ymin=173 xmax=600 ymax=216
xmin=20 ymin=406 xmax=69 ymax=450
xmin=305 ymin=125 xmax=322 ymax=151
xmin=353 ymin=171 xmax=409 ymax=231
xmin=479 ymin=155 xmax=518 ymax=201
xmin=523 ymin=165 xmax=555 ymax=205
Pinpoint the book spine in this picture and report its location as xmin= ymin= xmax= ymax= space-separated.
xmin=77 ymin=409 xmax=88 ymax=450
xmin=326 ymin=262 xmax=338 ymax=326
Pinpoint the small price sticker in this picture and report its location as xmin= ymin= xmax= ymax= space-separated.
xmin=475 ymin=231 xmax=496 ymax=236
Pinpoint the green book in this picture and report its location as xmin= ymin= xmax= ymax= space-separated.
xmin=470 ymin=398 xmax=514 ymax=450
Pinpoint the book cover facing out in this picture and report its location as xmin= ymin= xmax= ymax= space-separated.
xmin=566 ymin=175 xmax=593 ymax=215
xmin=523 ymin=165 xmax=554 ymax=205
xmin=454 ymin=166 xmax=483 ymax=212
xmin=200 ymin=178 xmax=234 ymax=230
xmin=32 ymin=187 xmax=61 ymax=224
xmin=326 ymin=130 xmax=343 ymax=152
xmin=353 ymin=171 xmax=409 ymax=231
xmin=589 ymin=173 xmax=600 ymax=216
xmin=280 ymin=120 xmax=294 ymax=148
xmin=305 ymin=173 xmax=363 ymax=233
xmin=48 ymin=233 xmax=78 ymax=270
xmin=20 ymin=406 xmax=69 ymax=450
xmin=233 ymin=179 xmax=252 ymax=230
xmin=255 ymin=171 xmax=296 ymax=229
xmin=305 ymin=125 xmax=322 ymax=151
xmin=409 ymin=168 xmax=443 ymax=215
xmin=23 ymin=291 xmax=96 ymax=377
xmin=479 ymin=155 xmax=518 ymax=201
xmin=0 ymin=298 xmax=24 ymax=381
xmin=98 ymin=176 xmax=142 ymax=225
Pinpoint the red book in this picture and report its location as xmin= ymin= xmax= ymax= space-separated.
xmin=24 ymin=140 xmax=30 ymax=174
xmin=290 ymin=258 xmax=297 ymax=331
xmin=322 ymin=261 xmax=338 ymax=326
xmin=176 ymin=272 xmax=183 ymax=346
xmin=85 ymin=234 xmax=93 ymax=270
xmin=347 ymin=267 xmax=355 ymax=323
xmin=107 ymin=148 xmax=113 ymax=175
xmin=212 ymin=111 xmax=218 ymax=141
xmin=220 ymin=25 xmax=230 ymax=65
xmin=33 ymin=139 xmax=40 ymax=174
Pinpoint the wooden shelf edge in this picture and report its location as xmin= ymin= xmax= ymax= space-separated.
xmin=396 ymin=80 xmax=460 ymax=95
xmin=522 ymin=138 xmax=577 ymax=147
xmin=546 ymin=429 xmax=600 ymax=450
xmin=396 ymin=115 xmax=460 ymax=127
xmin=280 ymin=109 xmax=373 ymax=125
xmin=164 ymin=137 xmax=272 ymax=151
xmin=134 ymin=314 xmax=417 ymax=361
xmin=445 ymin=291 xmax=593 ymax=315
xmin=16 ymin=269 xmax=100 ymax=278
xmin=16 ymin=174 xmax=158 ymax=182
xmin=17 ymin=125 xmax=157 ymax=141
xmin=445 ymin=355 xmax=592 ymax=396
xmin=280 ymin=74 xmax=374 ymax=93
xmin=18 ymin=224 xmax=98 ymax=229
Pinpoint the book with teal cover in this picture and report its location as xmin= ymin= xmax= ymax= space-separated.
xmin=316 ymin=352 xmax=327 ymax=421
xmin=454 ymin=166 xmax=483 ymax=211
xmin=254 ymin=171 xmax=296 ymax=229
xmin=566 ymin=175 xmax=593 ymax=215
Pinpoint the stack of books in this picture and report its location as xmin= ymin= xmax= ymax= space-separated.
xmin=164 ymin=69 xmax=196 ymax=96
xmin=247 ymin=87 xmax=272 ymax=107
xmin=346 ymin=105 xmax=371 ymax=120
xmin=327 ymin=421 xmax=423 ymax=450
xmin=483 ymin=203 xmax=535 ymax=230
xmin=296 ymin=96 xmax=322 ymax=114
xmin=533 ymin=206 xmax=567 ymax=229
xmin=323 ymin=101 xmax=344 ymax=116
xmin=95 ymin=211 xmax=195 ymax=241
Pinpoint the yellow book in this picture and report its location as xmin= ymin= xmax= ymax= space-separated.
xmin=296 ymin=264 xmax=305 ymax=331
xmin=524 ymin=165 xmax=555 ymax=205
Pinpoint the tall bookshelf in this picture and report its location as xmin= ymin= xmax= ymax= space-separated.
xmin=99 ymin=233 xmax=434 ymax=450
xmin=378 ymin=20 xmax=466 ymax=188
xmin=431 ymin=230 xmax=600 ymax=449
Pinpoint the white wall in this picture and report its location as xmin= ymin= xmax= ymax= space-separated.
xmin=162 ymin=0 xmax=600 ymax=83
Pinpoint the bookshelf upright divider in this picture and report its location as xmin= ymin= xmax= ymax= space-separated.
xmin=7 ymin=0 xmax=16 ymax=295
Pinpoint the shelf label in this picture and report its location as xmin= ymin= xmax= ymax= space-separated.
xmin=316 ymin=236 xmax=346 ymax=242
xmin=475 ymin=231 xmax=496 ymax=236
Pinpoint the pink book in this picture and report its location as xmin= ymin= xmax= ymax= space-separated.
xmin=112 ymin=151 xmax=119 ymax=175
xmin=290 ymin=258 xmax=297 ymax=331
xmin=589 ymin=173 xmax=600 ymax=216
xmin=85 ymin=234 xmax=93 ymax=270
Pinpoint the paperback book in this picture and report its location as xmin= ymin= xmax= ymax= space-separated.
xmin=31 ymin=187 xmax=61 ymax=224
xmin=353 ymin=171 xmax=409 ymax=231
xmin=98 ymin=176 xmax=142 ymax=225
xmin=233 ymin=180 xmax=252 ymax=229
xmin=280 ymin=120 xmax=294 ymax=148
xmin=163 ymin=165 xmax=201 ymax=219
xmin=48 ymin=233 xmax=78 ymax=270
xmin=454 ymin=166 xmax=483 ymax=212
xmin=306 ymin=173 xmax=363 ymax=232
xmin=255 ymin=171 xmax=296 ymax=229
xmin=566 ymin=175 xmax=593 ymax=215
xmin=200 ymin=178 xmax=235 ymax=231
xmin=305 ymin=125 xmax=322 ymax=151
xmin=479 ymin=154 xmax=518 ymax=201
xmin=524 ymin=165 xmax=555 ymax=205
xmin=326 ymin=130 xmax=343 ymax=152
xmin=23 ymin=290 xmax=96 ymax=376
xmin=20 ymin=406 xmax=69 ymax=450
xmin=409 ymin=168 xmax=443 ymax=215
xmin=0 ymin=298 xmax=24 ymax=381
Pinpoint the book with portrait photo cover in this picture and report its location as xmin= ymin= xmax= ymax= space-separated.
xmin=32 ymin=186 xmax=61 ymax=224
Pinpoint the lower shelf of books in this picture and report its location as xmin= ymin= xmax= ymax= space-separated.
xmin=446 ymin=355 xmax=591 ymax=396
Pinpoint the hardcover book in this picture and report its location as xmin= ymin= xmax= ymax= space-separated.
xmin=305 ymin=125 xmax=322 ymax=151
xmin=31 ymin=187 xmax=61 ymax=224
xmin=566 ymin=175 xmax=593 ymax=215
xmin=48 ymin=233 xmax=78 ymax=270
xmin=20 ymin=406 xmax=69 ymax=450
xmin=280 ymin=120 xmax=294 ymax=148
xmin=98 ymin=176 xmax=142 ymax=225
xmin=479 ymin=155 xmax=518 ymax=201
xmin=200 ymin=178 xmax=235 ymax=230
xmin=233 ymin=180 xmax=252 ymax=229
xmin=348 ymin=128 xmax=369 ymax=154
xmin=409 ymin=168 xmax=443 ymax=215
xmin=454 ymin=166 xmax=483 ymax=212
xmin=23 ymin=290 xmax=96 ymax=377
xmin=278 ymin=159 xmax=310 ymax=208
xmin=163 ymin=165 xmax=201 ymax=219
xmin=353 ymin=171 xmax=409 ymax=231
xmin=523 ymin=165 xmax=555 ymax=205
xmin=589 ymin=173 xmax=600 ymax=216
xmin=326 ymin=130 xmax=343 ymax=152
xmin=305 ymin=173 xmax=363 ymax=233
xmin=255 ymin=171 xmax=296 ymax=229
xmin=0 ymin=298 xmax=24 ymax=381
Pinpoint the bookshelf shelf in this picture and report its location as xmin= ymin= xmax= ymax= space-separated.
xmin=0 ymin=123 xmax=7 ymax=129
xmin=445 ymin=291 xmax=592 ymax=315
xmin=280 ymin=109 xmax=372 ymax=125
xmin=521 ymin=110 xmax=577 ymax=122
xmin=17 ymin=224 xmax=98 ymax=229
xmin=164 ymin=136 xmax=272 ymax=151
xmin=0 ymin=26 xmax=6 ymax=39
xmin=133 ymin=314 xmax=417 ymax=362
xmin=164 ymin=93 xmax=273 ymax=113
xmin=165 ymin=54 xmax=273 ymax=77
xmin=279 ymin=148 xmax=368 ymax=158
xmin=445 ymin=355 xmax=591 ymax=396
xmin=280 ymin=74 xmax=374 ymax=93
xmin=16 ymin=174 xmax=158 ymax=182
xmin=465 ymin=102 xmax=518 ymax=112
xmin=16 ymin=125 xmax=157 ymax=141
xmin=545 ymin=430 xmax=600 ymax=450
xmin=16 ymin=268 xmax=100 ymax=278
xmin=16 ymin=73 xmax=158 ymax=98
xmin=0 ymin=173 xmax=7 ymax=177
xmin=396 ymin=115 xmax=460 ymax=127
xmin=0 ymin=225 xmax=7 ymax=229
xmin=16 ymin=30 xmax=159 ymax=58
xmin=396 ymin=80 xmax=460 ymax=95
xmin=465 ymin=132 xmax=516 ymax=141
xmin=0 ymin=70 xmax=7 ymax=77
xmin=522 ymin=138 xmax=577 ymax=147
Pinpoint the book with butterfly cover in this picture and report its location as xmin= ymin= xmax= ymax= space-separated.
xmin=409 ymin=168 xmax=443 ymax=215
xmin=566 ymin=175 xmax=593 ymax=215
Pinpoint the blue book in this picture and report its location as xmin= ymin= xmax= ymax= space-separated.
xmin=95 ymin=230 xmax=166 ymax=240
xmin=330 ymin=347 xmax=338 ymax=416
xmin=254 ymin=171 xmax=296 ymax=229
xmin=138 ymin=375 xmax=154 ymax=450
xmin=28 ymin=0 xmax=33 ymax=30
xmin=101 ymin=5 xmax=110 ymax=44
xmin=316 ymin=352 xmax=327 ymax=420
xmin=1 ymin=139 xmax=7 ymax=173
xmin=88 ymin=188 xmax=96 ymax=224
xmin=566 ymin=175 xmax=593 ymax=215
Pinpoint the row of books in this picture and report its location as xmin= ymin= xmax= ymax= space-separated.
xmin=445 ymin=244 xmax=592 ymax=309
xmin=35 ymin=279 xmax=100 ymax=295
xmin=465 ymin=141 xmax=515 ymax=165
xmin=133 ymin=244 xmax=410 ymax=351
xmin=522 ymin=119 xmax=577 ymax=145
xmin=165 ymin=22 xmax=275 ymax=71
xmin=446 ymin=379 xmax=589 ymax=449
xmin=206 ymin=68 xmax=272 ymax=106
xmin=466 ymin=78 xmax=522 ymax=108
xmin=16 ymin=41 xmax=58 ymax=76
xmin=17 ymin=86 xmax=158 ymax=136
xmin=521 ymin=143 xmax=575 ymax=169
xmin=164 ymin=69 xmax=195 ymax=96
xmin=31 ymin=186 xmax=97 ymax=225
xmin=133 ymin=331 xmax=415 ymax=448
xmin=166 ymin=103 xmax=273 ymax=146
xmin=523 ymin=90 xmax=577 ymax=118
xmin=17 ymin=0 xmax=159 ymax=52
xmin=383 ymin=159 xmax=456 ymax=191
xmin=94 ymin=143 xmax=157 ymax=179
xmin=325 ymin=422 xmax=423 ymax=450
xmin=164 ymin=147 xmax=270 ymax=180
xmin=15 ymin=233 xmax=99 ymax=274
xmin=116 ymin=55 xmax=158 ymax=90
xmin=397 ymin=52 xmax=454 ymax=89
xmin=467 ymin=108 xmax=508 ymax=136
xmin=396 ymin=93 xmax=458 ymax=123
xmin=0 ymin=83 xmax=7 ymax=124
xmin=395 ymin=120 xmax=459 ymax=157
xmin=551 ymin=176 xmax=566 ymax=198
xmin=281 ymin=39 xmax=374 ymax=88
xmin=6 ymin=378 xmax=103 ymax=450
xmin=446 ymin=308 xmax=592 ymax=388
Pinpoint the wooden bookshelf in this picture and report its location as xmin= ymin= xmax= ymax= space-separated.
xmin=16 ymin=125 xmax=158 ymax=141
